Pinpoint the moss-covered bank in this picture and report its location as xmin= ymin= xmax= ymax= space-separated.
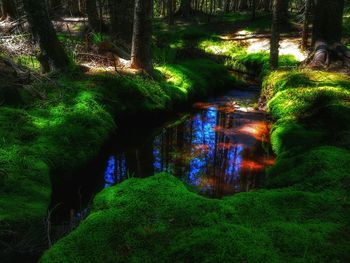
xmin=0 ymin=59 xmax=235 ymax=258
xmin=41 ymin=69 xmax=350 ymax=262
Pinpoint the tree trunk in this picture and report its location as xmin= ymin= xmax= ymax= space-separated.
xmin=109 ymin=0 xmax=135 ymax=49
xmin=301 ymin=0 xmax=311 ymax=49
xmin=67 ymin=0 xmax=81 ymax=16
xmin=86 ymin=0 xmax=101 ymax=32
xmin=178 ymin=0 xmax=192 ymax=17
xmin=168 ymin=0 xmax=174 ymax=25
xmin=23 ymin=0 xmax=70 ymax=72
xmin=251 ymin=0 xmax=256 ymax=20
xmin=312 ymin=0 xmax=344 ymax=45
xmin=131 ymin=0 xmax=153 ymax=74
xmin=49 ymin=0 xmax=64 ymax=15
xmin=224 ymin=0 xmax=230 ymax=12
xmin=270 ymin=0 xmax=284 ymax=69
xmin=279 ymin=0 xmax=288 ymax=25
xmin=1 ymin=0 xmax=17 ymax=20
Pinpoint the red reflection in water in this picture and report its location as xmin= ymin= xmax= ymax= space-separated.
xmin=237 ymin=121 xmax=270 ymax=142
xmin=105 ymin=90 xmax=275 ymax=198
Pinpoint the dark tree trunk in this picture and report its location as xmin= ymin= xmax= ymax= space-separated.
xmin=67 ymin=0 xmax=81 ymax=16
xmin=264 ymin=0 xmax=271 ymax=12
xmin=301 ymin=0 xmax=311 ymax=49
xmin=1 ymin=0 xmax=17 ymax=20
xmin=86 ymin=0 xmax=101 ymax=32
xmin=131 ymin=0 xmax=153 ymax=74
xmin=251 ymin=0 xmax=256 ymax=20
xmin=49 ymin=0 xmax=64 ymax=15
xmin=310 ymin=0 xmax=348 ymax=68
xmin=178 ymin=0 xmax=192 ymax=17
xmin=109 ymin=0 xmax=135 ymax=49
xmin=224 ymin=0 xmax=230 ymax=12
xmin=279 ymin=0 xmax=288 ymax=25
xmin=270 ymin=0 xmax=285 ymax=69
xmin=168 ymin=0 xmax=174 ymax=25
xmin=23 ymin=0 xmax=70 ymax=72
xmin=312 ymin=0 xmax=344 ymax=45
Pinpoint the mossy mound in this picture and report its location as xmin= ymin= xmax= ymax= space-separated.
xmin=0 ymin=58 xmax=236 ymax=256
xmin=40 ymin=173 xmax=349 ymax=263
xmin=41 ymin=68 xmax=350 ymax=263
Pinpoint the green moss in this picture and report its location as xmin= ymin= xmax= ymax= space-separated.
xmin=40 ymin=173 xmax=349 ymax=263
xmin=0 ymin=56 xmax=236 ymax=253
xmin=40 ymin=62 xmax=350 ymax=263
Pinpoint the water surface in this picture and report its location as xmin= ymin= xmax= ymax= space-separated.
xmin=103 ymin=89 xmax=273 ymax=197
xmin=51 ymin=88 xmax=274 ymax=222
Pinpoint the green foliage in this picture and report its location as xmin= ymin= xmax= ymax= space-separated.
xmin=0 ymin=57 xmax=236 ymax=249
xmin=41 ymin=63 xmax=350 ymax=263
xmin=15 ymin=55 xmax=41 ymax=72
xmin=40 ymin=173 xmax=349 ymax=263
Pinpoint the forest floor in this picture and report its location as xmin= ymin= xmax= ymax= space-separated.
xmin=1 ymin=12 xmax=350 ymax=263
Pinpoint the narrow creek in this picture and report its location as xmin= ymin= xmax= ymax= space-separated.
xmin=50 ymin=86 xmax=274 ymax=224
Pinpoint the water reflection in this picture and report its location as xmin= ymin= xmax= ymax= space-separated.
xmin=104 ymin=90 xmax=273 ymax=197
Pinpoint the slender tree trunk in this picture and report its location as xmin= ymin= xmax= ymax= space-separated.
xmin=23 ymin=0 xmax=70 ymax=72
xmin=109 ymin=0 xmax=135 ymax=48
xmin=251 ymin=0 xmax=256 ymax=20
xmin=67 ymin=0 xmax=81 ymax=16
xmin=270 ymin=0 xmax=283 ymax=69
xmin=301 ymin=0 xmax=311 ymax=49
xmin=168 ymin=0 xmax=174 ymax=25
xmin=178 ymin=0 xmax=192 ymax=17
xmin=224 ymin=0 xmax=230 ymax=12
xmin=86 ymin=0 xmax=101 ymax=32
xmin=279 ymin=0 xmax=288 ymax=25
xmin=49 ymin=0 xmax=64 ymax=15
xmin=131 ymin=0 xmax=153 ymax=74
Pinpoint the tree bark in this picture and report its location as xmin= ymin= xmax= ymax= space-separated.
xmin=131 ymin=0 xmax=153 ymax=74
xmin=109 ymin=0 xmax=135 ymax=49
xmin=177 ymin=0 xmax=192 ymax=17
xmin=23 ymin=0 xmax=70 ymax=72
xmin=279 ymin=0 xmax=288 ymax=25
xmin=270 ymin=0 xmax=284 ymax=69
xmin=86 ymin=0 xmax=101 ymax=32
xmin=168 ymin=0 xmax=174 ymax=25
xmin=312 ymin=0 xmax=345 ymax=45
xmin=301 ymin=0 xmax=311 ymax=50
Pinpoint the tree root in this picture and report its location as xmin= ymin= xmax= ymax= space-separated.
xmin=309 ymin=41 xmax=350 ymax=70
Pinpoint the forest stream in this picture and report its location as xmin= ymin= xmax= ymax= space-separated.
xmin=50 ymin=85 xmax=274 ymax=224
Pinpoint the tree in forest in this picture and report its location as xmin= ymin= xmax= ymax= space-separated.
xmin=86 ymin=0 xmax=102 ymax=32
xmin=177 ymin=0 xmax=193 ymax=17
xmin=168 ymin=0 xmax=174 ymax=25
xmin=23 ymin=0 xmax=70 ymax=72
xmin=270 ymin=0 xmax=286 ymax=69
xmin=301 ymin=0 xmax=311 ymax=49
xmin=0 ymin=0 xmax=17 ymax=21
xmin=131 ymin=0 xmax=153 ymax=74
xmin=109 ymin=0 xmax=135 ymax=49
xmin=310 ymin=0 xmax=350 ymax=68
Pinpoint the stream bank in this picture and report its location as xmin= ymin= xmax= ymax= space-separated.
xmin=0 ymin=58 xmax=236 ymax=262
xmin=41 ymin=69 xmax=350 ymax=263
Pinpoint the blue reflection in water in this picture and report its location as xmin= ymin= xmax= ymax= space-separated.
xmin=103 ymin=90 xmax=271 ymax=197
xmin=104 ymin=156 xmax=115 ymax=187
xmin=189 ymin=107 xmax=217 ymax=186
xmin=104 ymin=155 xmax=126 ymax=188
